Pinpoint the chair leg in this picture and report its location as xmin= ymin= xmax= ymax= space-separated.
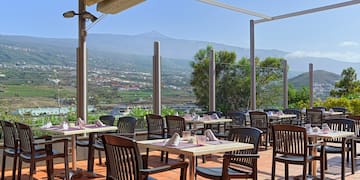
xmin=285 ymin=163 xmax=289 ymax=179
xmin=17 ymin=159 xmax=22 ymax=180
xmin=324 ymin=152 xmax=328 ymax=170
xmin=1 ymin=155 xmax=6 ymax=180
xmin=30 ymin=160 xmax=35 ymax=179
xmin=165 ymin=152 xmax=169 ymax=163
xmin=98 ymin=150 xmax=102 ymax=165
xmin=302 ymin=163 xmax=307 ymax=180
xmin=160 ymin=151 xmax=164 ymax=161
xmin=265 ymin=131 xmax=268 ymax=150
xmin=271 ymin=159 xmax=276 ymax=180
xmin=12 ymin=155 xmax=17 ymax=180
xmin=351 ymin=140 xmax=355 ymax=174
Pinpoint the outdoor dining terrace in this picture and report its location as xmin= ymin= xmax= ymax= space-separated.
xmin=1 ymin=109 xmax=360 ymax=180
xmin=2 ymin=141 xmax=360 ymax=180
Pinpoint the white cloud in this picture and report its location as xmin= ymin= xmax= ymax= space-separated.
xmin=339 ymin=41 xmax=359 ymax=47
xmin=285 ymin=50 xmax=360 ymax=63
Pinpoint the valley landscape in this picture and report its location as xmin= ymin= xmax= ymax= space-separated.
xmin=0 ymin=31 xmax=356 ymax=113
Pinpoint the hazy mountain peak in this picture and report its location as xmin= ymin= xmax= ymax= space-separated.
xmin=136 ymin=31 xmax=170 ymax=39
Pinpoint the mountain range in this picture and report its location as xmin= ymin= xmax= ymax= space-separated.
xmin=0 ymin=31 xmax=358 ymax=77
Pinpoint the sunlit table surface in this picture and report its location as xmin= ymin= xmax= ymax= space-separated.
xmin=41 ymin=124 xmax=118 ymax=171
xmin=138 ymin=138 xmax=253 ymax=180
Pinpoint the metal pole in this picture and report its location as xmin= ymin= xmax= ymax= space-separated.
xmin=282 ymin=60 xmax=288 ymax=109
xmin=209 ymin=49 xmax=216 ymax=111
xmin=309 ymin=63 xmax=314 ymax=108
xmin=250 ymin=20 xmax=256 ymax=110
xmin=77 ymin=0 xmax=88 ymax=121
xmin=153 ymin=41 xmax=161 ymax=115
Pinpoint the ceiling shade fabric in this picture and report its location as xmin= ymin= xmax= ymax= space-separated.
xmin=96 ymin=0 xmax=145 ymax=14
xmin=85 ymin=0 xmax=104 ymax=6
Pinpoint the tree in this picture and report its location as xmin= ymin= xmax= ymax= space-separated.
xmin=288 ymin=85 xmax=309 ymax=108
xmin=190 ymin=46 xmax=284 ymax=113
xmin=330 ymin=67 xmax=360 ymax=98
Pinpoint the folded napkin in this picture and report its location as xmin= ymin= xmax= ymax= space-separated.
xmin=41 ymin=122 xmax=53 ymax=129
xmin=95 ymin=119 xmax=105 ymax=127
xmin=202 ymin=114 xmax=211 ymax=120
xmin=60 ymin=121 xmax=69 ymax=130
xmin=210 ymin=113 xmax=219 ymax=120
xmin=183 ymin=114 xmax=192 ymax=121
xmin=165 ymin=133 xmax=181 ymax=146
xmin=204 ymin=129 xmax=218 ymax=141
xmin=77 ymin=118 xmax=86 ymax=129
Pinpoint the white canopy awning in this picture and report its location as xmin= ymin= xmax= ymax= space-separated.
xmin=85 ymin=0 xmax=145 ymax=14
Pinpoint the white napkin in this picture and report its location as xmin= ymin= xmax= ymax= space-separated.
xmin=204 ymin=129 xmax=218 ymax=141
xmin=210 ymin=113 xmax=219 ymax=120
xmin=41 ymin=122 xmax=53 ymax=129
xmin=183 ymin=114 xmax=192 ymax=121
xmin=95 ymin=119 xmax=105 ymax=127
xmin=77 ymin=118 xmax=86 ymax=128
xmin=165 ymin=133 xmax=181 ymax=146
xmin=61 ymin=121 xmax=69 ymax=130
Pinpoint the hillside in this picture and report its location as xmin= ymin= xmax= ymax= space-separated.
xmin=289 ymin=70 xmax=341 ymax=89
xmin=0 ymin=32 xmax=359 ymax=76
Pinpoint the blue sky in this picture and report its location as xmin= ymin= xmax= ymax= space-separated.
xmin=1 ymin=0 xmax=360 ymax=62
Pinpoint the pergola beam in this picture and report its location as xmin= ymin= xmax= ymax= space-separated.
xmin=255 ymin=0 xmax=360 ymax=24
xmin=198 ymin=0 xmax=272 ymax=19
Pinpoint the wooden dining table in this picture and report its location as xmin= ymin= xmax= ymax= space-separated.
xmin=307 ymin=131 xmax=355 ymax=180
xmin=137 ymin=138 xmax=253 ymax=180
xmin=40 ymin=124 xmax=118 ymax=172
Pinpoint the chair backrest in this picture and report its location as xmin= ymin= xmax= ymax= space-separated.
xmin=0 ymin=120 xmax=18 ymax=149
xmin=146 ymin=114 xmax=165 ymax=139
xmin=227 ymin=111 xmax=247 ymax=127
xmin=347 ymin=115 xmax=360 ymax=137
xmin=305 ymin=109 xmax=323 ymax=126
xmin=312 ymin=106 xmax=326 ymax=111
xmin=165 ymin=115 xmax=186 ymax=137
xmin=324 ymin=118 xmax=355 ymax=143
xmin=249 ymin=111 xmax=269 ymax=131
xmin=331 ymin=107 xmax=347 ymax=114
xmin=99 ymin=115 xmax=115 ymax=126
xmin=227 ymin=127 xmax=262 ymax=167
xmin=101 ymin=134 xmax=143 ymax=180
xmin=14 ymin=122 xmax=35 ymax=154
xmin=272 ymin=124 xmax=308 ymax=158
xmin=203 ymin=111 xmax=222 ymax=118
xmin=283 ymin=108 xmax=302 ymax=119
xmin=263 ymin=108 xmax=280 ymax=113
xmin=117 ymin=116 xmax=137 ymax=135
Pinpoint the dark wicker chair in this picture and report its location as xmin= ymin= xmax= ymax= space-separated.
xmin=305 ymin=108 xmax=323 ymax=127
xmin=77 ymin=115 xmax=115 ymax=166
xmin=271 ymin=124 xmax=325 ymax=180
xmin=263 ymin=108 xmax=280 ymax=113
xmin=164 ymin=115 xmax=187 ymax=163
xmin=203 ymin=111 xmax=223 ymax=134
xmin=249 ymin=111 xmax=269 ymax=149
xmin=0 ymin=120 xmax=19 ymax=180
xmin=347 ymin=115 xmax=360 ymax=157
xmin=227 ymin=111 xmax=247 ymax=127
xmin=283 ymin=108 xmax=303 ymax=125
xmin=196 ymin=127 xmax=261 ymax=180
xmin=101 ymin=134 xmax=188 ymax=180
xmin=331 ymin=107 xmax=347 ymax=114
xmin=312 ymin=106 xmax=326 ymax=111
xmin=319 ymin=118 xmax=355 ymax=179
xmin=15 ymin=122 xmax=69 ymax=180
xmin=146 ymin=114 xmax=166 ymax=161
xmin=116 ymin=116 xmax=137 ymax=138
